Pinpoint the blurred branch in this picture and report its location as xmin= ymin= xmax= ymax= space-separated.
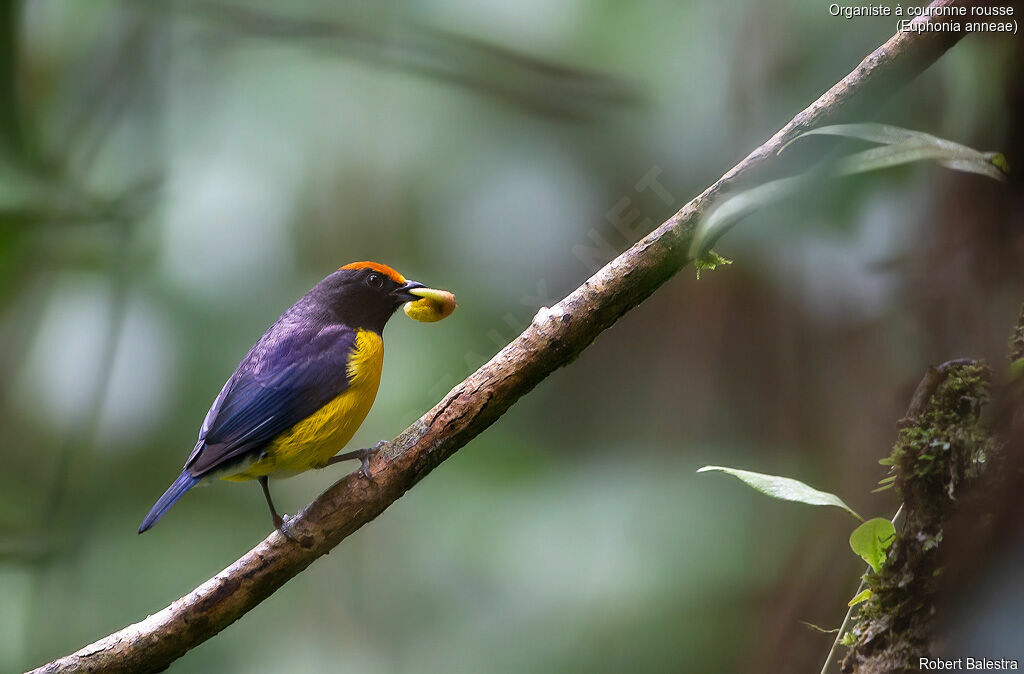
xmin=29 ymin=3 xmax=973 ymax=673
xmin=59 ymin=12 xmax=156 ymax=174
xmin=0 ymin=7 xmax=163 ymax=571
xmin=147 ymin=0 xmax=638 ymax=121
xmin=3 ymin=9 xmax=160 ymax=224
xmin=0 ymin=1 xmax=22 ymax=152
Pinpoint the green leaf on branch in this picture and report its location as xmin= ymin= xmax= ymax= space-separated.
xmin=784 ymin=123 xmax=1010 ymax=182
xmin=690 ymin=123 xmax=1008 ymax=260
xmin=871 ymin=475 xmax=897 ymax=493
xmin=849 ymin=517 xmax=896 ymax=573
xmin=848 ymin=589 xmax=873 ymax=607
xmin=782 ymin=122 xmax=935 ymax=148
xmin=694 ymin=250 xmax=733 ymax=279
xmin=696 ymin=466 xmax=862 ymax=520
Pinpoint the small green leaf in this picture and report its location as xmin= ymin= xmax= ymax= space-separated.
xmin=697 ymin=465 xmax=862 ymax=520
xmin=839 ymin=631 xmax=856 ymax=646
xmin=871 ymin=475 xmax=897 ymax=493
xmin=988 ymin=153 xmax=1010 ymax=174
xmin=848 ymin=589 xmax=872 ymax=607
xmin=694 ymin=250 xmax=733 ymax=279
xmin=849 ymin=517 xmax=896 ymax=573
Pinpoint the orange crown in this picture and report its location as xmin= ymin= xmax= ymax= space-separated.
xmin=339 ymin=261 xmax=406 ymax=284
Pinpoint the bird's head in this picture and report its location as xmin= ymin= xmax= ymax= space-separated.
xmin=316 ymin=261 xmax=455 ymax=332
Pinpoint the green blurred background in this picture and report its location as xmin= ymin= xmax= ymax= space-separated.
xmin=1 ymin=1 xmax=1021 ymax=672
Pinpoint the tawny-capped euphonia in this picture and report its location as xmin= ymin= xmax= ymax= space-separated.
xmin=138 ymin=262 xmax=456 ymax=539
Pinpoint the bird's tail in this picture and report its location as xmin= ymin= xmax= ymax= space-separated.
xmin=138 ymin=470 xmax=198 ymax=534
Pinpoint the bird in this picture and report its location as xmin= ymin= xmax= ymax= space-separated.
xmin=138 ymin=261 xmax=455 ymax=540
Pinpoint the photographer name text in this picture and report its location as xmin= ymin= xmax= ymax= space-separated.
xmin=920 ymin=658 xmax=1019 ymax=671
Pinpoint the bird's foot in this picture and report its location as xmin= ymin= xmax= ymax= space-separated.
xmin=325 ymin=440 xmax=386 ymax=479
xmin=272 ymin=513 xmax=299 ymax=542
xmin=357 ymin=441 xmax=386 ymax=480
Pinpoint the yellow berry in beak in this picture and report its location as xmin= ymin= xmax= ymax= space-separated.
xmin=403 ymin=287 xmax=457 ymax=322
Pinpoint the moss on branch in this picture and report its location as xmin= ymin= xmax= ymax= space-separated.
xmin=841 ymin=362 xmax=998 ymax=674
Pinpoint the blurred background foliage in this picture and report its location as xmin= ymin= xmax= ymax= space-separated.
xmin=1 ymin=1 xmax=1021 ymax=672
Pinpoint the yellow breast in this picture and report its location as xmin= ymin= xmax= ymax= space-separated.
xmin=222 ymin=329 xmax=384 ymax=481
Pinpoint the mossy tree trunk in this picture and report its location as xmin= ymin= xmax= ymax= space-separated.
xmin=841 ymin=306 xmax=1024 ymax=673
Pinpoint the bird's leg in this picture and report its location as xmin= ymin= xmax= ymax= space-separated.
xmin=325 ymin=440 xmax=386 ymax=479
xmin=259 ymin=475 xmax=297 ymax=541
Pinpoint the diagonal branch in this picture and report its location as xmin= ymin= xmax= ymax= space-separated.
xmin=30 ymin=3 xmax=971 ymax=672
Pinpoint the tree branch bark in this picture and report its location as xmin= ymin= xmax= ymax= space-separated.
xmin=31 ymin=3 xmax=973 ymax=672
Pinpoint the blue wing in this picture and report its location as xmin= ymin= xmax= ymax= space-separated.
xmin=184 ymin=322 xmax=357 ymax=477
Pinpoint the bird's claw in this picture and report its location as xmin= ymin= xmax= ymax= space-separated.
xmin=357 ymin=440 xmax=386 ymax=480
xmin=273 ymin=513 xmax=298 ymax=542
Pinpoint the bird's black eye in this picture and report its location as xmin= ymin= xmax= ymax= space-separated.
xmin=366 ymin=272 xmax=384 ymax=289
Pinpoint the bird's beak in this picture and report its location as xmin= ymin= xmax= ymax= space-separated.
xmin=391 ymin=280 xmax=427 ymax=304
